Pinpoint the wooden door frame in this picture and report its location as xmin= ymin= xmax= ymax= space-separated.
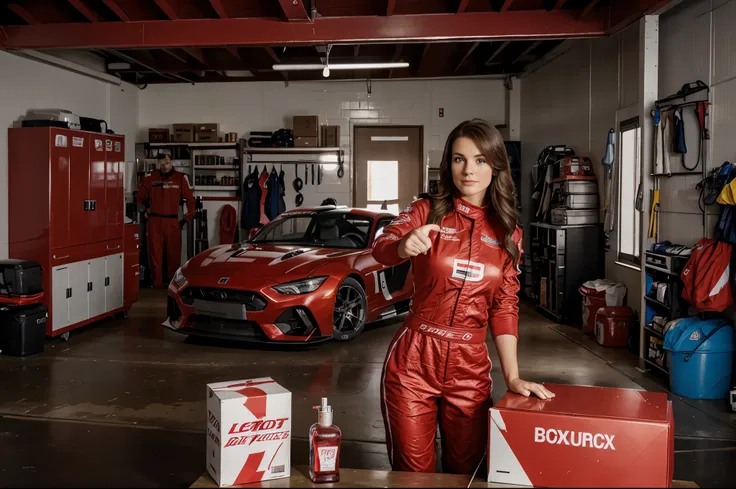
xmin=351 ymin=125 xmax=425 ymax=208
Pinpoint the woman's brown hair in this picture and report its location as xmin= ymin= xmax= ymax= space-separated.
xmin=427 ymin=118 xmax=520 ymax=264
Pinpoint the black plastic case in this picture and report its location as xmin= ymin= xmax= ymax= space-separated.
xmin=0 ymin=303 xmax=48 ymax=356
xmin=0 ymin=260 xmax=43 ymax=296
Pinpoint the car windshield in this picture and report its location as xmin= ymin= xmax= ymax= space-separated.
xmin=249 ymin=212 xmax=373 ymax=249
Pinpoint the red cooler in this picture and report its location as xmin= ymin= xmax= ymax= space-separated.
xmin=595 ymin=307 xmax=632 ymax=347
xmin=579 ymin=285 xmax=607 ymax=335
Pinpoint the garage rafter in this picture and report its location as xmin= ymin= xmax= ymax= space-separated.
xmin=0 ymin=0 xmax=679 ymax=84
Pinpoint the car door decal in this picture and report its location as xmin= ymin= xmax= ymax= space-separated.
xmin=373 ymin=260 xmax=411 ymax=301
xmin=373 ymin=270 xmax=393 ymax=301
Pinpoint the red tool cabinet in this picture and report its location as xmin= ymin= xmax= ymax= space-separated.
xmin=8 ymin=127 xmax=134 ymax=337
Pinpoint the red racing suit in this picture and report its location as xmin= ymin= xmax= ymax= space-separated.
xmin=372 ymin=196 xmax=522 ymax=474
xmin=137 ymin=169 xmax=195 ymax=287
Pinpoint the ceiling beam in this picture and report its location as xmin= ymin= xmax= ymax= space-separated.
xmin=208 ymin=0 xmax=228 ymax=18
xmin=7 ymin=4 xmax=39 ymax=24
xmin=107 ymin=49 xmax=194 ymax=83
xmin=68 ymin=0 xmax=99 ymax=22
xmin=457 ymin=0 xmax=470 ymax=13
xmin=607 ymin=0 xmax=679 ymax=33
xmin=417 ymin=44 xmax=432 ymax=75
xmin=277 ymin=0 xmax=310 ymax=21
xmin=225 ymin=46 xmax=242 ymax=60
xmin=500 ymin=0 xmax=515 ymax=11
xmin=485 ymin=40 xmax=510 ymax=65
xmin=182 ymin=47 xmax=208 ymax=66
xmin=161 ymin=48 xmax=187 ymax=63
xmin=0 ymin=10 xmax=609 ymax=50
xmin=387 ymin=0 xmax=396 ymax=16
xmin=553 ymin=0 xmax=567 ymax=9
xmin=102 ymin=0 xmax=130 ymax=21
xmin=265 ymin=47 xmax=280 ymax=63
xmin=204 ymin=0 xmax=240 ymax=61
xmin=153 ymin=0 xmax=179 ymax=20
xmin=512 ymin=40 xmax=541 ymax=64
xmin=388 ymin=44 xmax=404 ymax=78
xmin=581 ymin=0 xmax=602 ymax=18
xmin=455 ymin=41 xmax=479 ymax=72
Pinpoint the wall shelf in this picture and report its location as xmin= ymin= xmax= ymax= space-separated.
xmin=148 ymin=142 xmax=238 ymax=149
xmin=644 ymin=295 xmax=672 ymax=310
xmin=644 ymin=325 xmax=665 ymax=338
xmin=643 ymin=358 xmax=669 ymax=375
xmin=194 ymin=185 xmax=239 ymax=191
xmin=650 ymin=172 xmax=701 ymax=177
xmin=243 ymin=146 xmax=341 ymax=154
xmin=194 ymin=165 xmax=239 ymax=170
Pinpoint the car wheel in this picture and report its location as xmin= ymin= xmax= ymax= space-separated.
xmin=332 ymin=277 xmax=367 ymax=341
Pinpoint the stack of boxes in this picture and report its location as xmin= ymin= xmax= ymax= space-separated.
xmin=149 ymin=124 xmax=222 ymax=143
xmin=292 ymin=116 xmax=340 ymax=148
xmin=293 ymin=116 xmax=319 ymax=147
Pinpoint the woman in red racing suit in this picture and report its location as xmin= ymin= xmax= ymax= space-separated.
xmin=372 ymin=119 xmax=555 ymax=474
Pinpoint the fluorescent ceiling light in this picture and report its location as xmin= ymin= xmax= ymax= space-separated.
xmin=108 ymin=62 xmax=131 ymax=70
xmin=223 ymin=70 xmax=254 ymax=77
xmin=273 ymin=62 xmax=409 ymax=71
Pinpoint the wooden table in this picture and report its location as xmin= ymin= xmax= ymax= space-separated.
xmin=191 ymin=467 xmax=698 ymax=488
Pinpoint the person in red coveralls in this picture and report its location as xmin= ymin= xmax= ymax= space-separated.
xmin=137 ymin=149 xmax=195 ymax=287
xmin=372 ymin=119 xmax=555 ymax=474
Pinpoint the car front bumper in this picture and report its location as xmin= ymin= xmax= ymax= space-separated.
xmin=165 ymin=276 xmax=341 ymax=343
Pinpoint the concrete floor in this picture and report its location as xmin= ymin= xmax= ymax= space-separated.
xmin=1 ymin=288 xmax=735 ymax=487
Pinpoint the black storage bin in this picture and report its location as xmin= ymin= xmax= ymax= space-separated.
xmin=79 ymin=116 xmax=109 ymax=134
xmin=0 ymin=260 xmax=43 ymax=296
xmin=0 ymin=304 xmax=48 ymax=356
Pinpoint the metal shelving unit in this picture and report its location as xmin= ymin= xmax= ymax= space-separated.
xmin=239 ymin=141 xmax=346 ymax=192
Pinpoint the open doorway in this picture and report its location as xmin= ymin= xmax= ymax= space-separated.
xmin=353 ymin=126 xmax=423 ymax=214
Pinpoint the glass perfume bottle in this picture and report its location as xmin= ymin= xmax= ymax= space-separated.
xmin=309 ymin=397 xmax=342 ymax=483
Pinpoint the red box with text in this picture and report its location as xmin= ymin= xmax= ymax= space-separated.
xmin=206 ymin=377 xmax=291 ymax=487
xmin=488 ymin=383 xmax=674 ymax=487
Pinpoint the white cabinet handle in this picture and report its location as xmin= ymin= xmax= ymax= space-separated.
xmin=53 ymin=255 xmax=69 ymax=260
xmin=107 ymin=244 xmax=121 ymax=250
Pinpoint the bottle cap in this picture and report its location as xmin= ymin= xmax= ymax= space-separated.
xmin=314 ymin=397 xmax=333 ymax=427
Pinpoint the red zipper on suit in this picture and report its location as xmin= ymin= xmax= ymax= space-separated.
xmin=449 ymin=217 xmax=475 ymax=328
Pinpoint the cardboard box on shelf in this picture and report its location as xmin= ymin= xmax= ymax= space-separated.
xmin=148 ymin=128 xmax=169 ymax=143
xmin=206 ymin=377 xmax=291 ymax=487
xmin=195 ymin=123 xmax=220 ymax=142
xmin=295 ymin=137 xmax=319 ymax=147
xmin=173 ymin=124 xmax=195 ymax=142
xmin=321 ymin=125 xmax=340 ymax=147
xmin=293 ymin=116 xmax=319 ymax=138
xmin=488 ymin=383 xmax=674 ymax=487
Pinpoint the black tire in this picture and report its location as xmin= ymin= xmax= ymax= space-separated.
xmin=332 ymin=277 xmax=367 ymax=341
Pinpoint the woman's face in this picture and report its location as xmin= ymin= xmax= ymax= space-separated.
xmin=450 ymin=136 xmax=493 ymax=205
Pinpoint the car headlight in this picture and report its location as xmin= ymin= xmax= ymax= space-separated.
xmin=272 ymin=277 xmax=327 ymax=295
xmin=171 ymin=267 xmax=187 ymax=289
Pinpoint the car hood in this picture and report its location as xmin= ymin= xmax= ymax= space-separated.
xmin=182 ymin=242 xmax=359 ymax=285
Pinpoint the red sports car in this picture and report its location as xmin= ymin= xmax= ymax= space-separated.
xmin=165 ymin=206 xmax=414 ymax=343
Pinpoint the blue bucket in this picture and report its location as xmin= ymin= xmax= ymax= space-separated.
xmin=664 ymin=317 xmax=735 ymax=400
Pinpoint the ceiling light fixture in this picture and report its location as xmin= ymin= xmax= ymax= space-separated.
xmin=273 ymin=62 xmax=410 ymax=72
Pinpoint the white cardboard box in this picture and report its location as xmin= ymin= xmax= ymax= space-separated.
xmin=206 ymin=377 xmax=292 ymax=487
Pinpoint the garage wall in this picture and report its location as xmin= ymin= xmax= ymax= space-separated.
xmin=138 ymin=78 xmax=508 ymax=245
xmin=0 ymin=51 xmax=139 ymax=260
xmin=520 ymin=0 xmax=736 ymax=314
xmin=657 ymin=0 xmax=736 ymax=245
xmin=520 ymin=25 xmax=642 ymax=310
